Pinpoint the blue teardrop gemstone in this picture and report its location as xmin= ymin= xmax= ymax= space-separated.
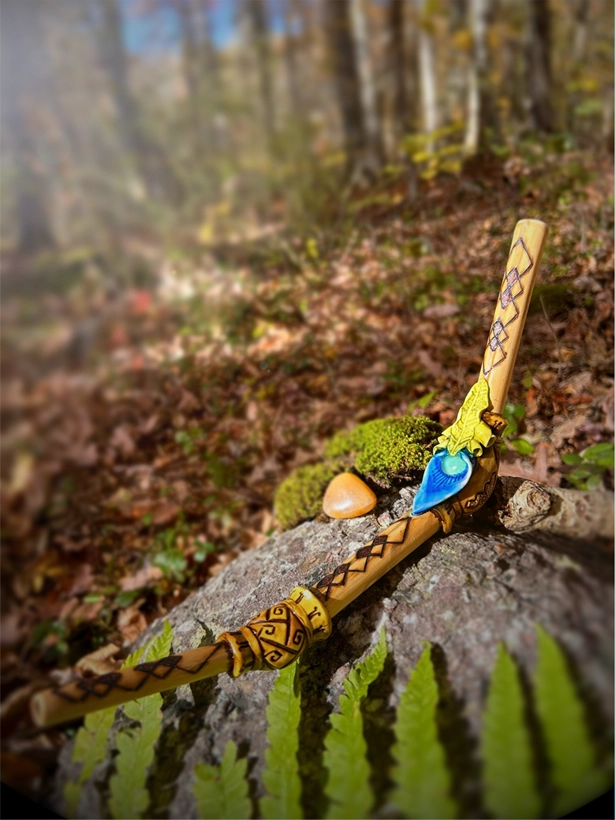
xmin=412 ymin=449 xmax=475 ymax=516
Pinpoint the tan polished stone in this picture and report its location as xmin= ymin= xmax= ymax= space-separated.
xmin=322 ymin=473 xmax=377 ymax=519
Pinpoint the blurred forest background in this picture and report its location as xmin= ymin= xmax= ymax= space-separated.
xmin=0 ymin=0 xmax=613 ymax=789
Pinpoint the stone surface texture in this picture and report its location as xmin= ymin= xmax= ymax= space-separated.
xmin=52 ymin=482 xmax=614 ymax=819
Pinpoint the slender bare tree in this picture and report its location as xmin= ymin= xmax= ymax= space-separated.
xmin=417 ymin=0 xmax=439 ymax=148
xmin=1 ymin=0 xmax=55 ymax=251
xmin=526 ymin=0 xmax=554 ymax=132
xmin=349 ymin=0 xmax=382 ymax=171
xmin=247 ymin=0 xmax=277 ymax=152
xmin=97 ymin=0 xmax=182 ymax=203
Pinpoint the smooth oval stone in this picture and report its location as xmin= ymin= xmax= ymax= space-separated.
xmin=323 ymin=473 xmax=377 ymax=519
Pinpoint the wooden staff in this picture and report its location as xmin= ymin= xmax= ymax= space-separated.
xmin=31 ymin=219 xmax=548 ymax=729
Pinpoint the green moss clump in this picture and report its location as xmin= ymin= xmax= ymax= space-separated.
xmin=274 ymin=462 xmax=339 ymax=531
xmin=275 ymin=415 xmax=442 ymax=531
xmin=325 ymin=415 xmax=442 ymax=484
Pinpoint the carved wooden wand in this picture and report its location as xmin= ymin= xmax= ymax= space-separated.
xmin=31 ymin=219 xmax=549 ymax=728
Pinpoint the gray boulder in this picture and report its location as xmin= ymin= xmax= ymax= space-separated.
xmin=52 ymin=481 xmax=613 ymax=819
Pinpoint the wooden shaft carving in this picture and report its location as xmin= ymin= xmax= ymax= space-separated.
xmin=481 ymin=219 xmax=549 ymax=414
xmin=30 ymin=219 xmax=548 ymax=729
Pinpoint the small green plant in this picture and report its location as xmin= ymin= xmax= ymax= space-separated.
xmin=63 ymin=622 xmax=173 ymax=819
xmin=502 ymin=402 xmax=535 ymax=455
xmin=533 ymin=625 xmax=611 ymax=816
xmin=193 ymin=740 xmax=251 ymax=820
xmin=402 ymin=124 xmax=465 ymax=180
xmin=108 ymin=622 xmax=174 ymax=819
xmin=152 ymin=522 xmax=188 ymax=582
xmin=260 ymin=661 xmax=303 ymax=819
xmin=323 ymin=629 xmax=388 ymax=819
xmin=561 ymin=442 xmax=614 ymax=490
xmin=482 ymin=644 xmax=540 ymax=819
xmin=391 ymin=643 xmax=456 ymax=819
xmin=175 ymin=427 xmax=204 ymax=456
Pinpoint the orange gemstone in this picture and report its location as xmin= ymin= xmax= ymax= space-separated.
xmin=322 ymin=473 xmax=377 ymax=519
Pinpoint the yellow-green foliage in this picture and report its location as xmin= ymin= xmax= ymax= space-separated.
xmin=392 ymin=643 xmax=456 ymax=819
xmin=63 ymin=634 xmax=160 ymax=818
xmin=325 ymin=416 xmax=441 ymax=483
xmin=274 ymin=462 xmax=339 ymax=531
xmin=108 ymin=621 xmax=174 ymax=820
xmin=193 ymin=741 xmax=251 ymax=820
xmin=261 ymin=662 xmax=303 ymax=819
xmin=275 ymin=415 xmax=441 ymax=530
xmin=482 ymin=644 xmax=540 ymax=819
xmin=323 ymin=630 xmax=388 ymax=819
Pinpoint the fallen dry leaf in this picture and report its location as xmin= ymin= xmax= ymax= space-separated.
xmin=120 ymin=565 xmax=164 ymax=592
xmin=75 ymin=644 xmax=122 ymax=677
xmin=117 ymin=602 xmax=147 ymax=644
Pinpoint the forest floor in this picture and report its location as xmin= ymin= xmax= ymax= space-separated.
xmin=1 ymin=147 xmax=613 ymax=789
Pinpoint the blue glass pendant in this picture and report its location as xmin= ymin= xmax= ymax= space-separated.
xmin=412 ymin=449 xmax=475 ymax=516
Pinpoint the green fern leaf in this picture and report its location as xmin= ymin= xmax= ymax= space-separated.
xmin=108 ymin=621 xmax=174 ymax=819
xmin=193 ymin=740 xmax=251 ymax=820
xmin=482 ymin=643 xmax=541 ymax=818
xmin=63 ymin=699 xmax=117 ymax=816
xmin=391 ymin=643 xmax=456 ymax=819
xmin=324 ymin=629 xmax=387 ymax=819
xmin=534 ymin=625 xmax=610 ymax=816
xmin=261 ymin=662 xmax=303 ymax=819
xmin=64 ymin=622 xmax=174 ymax=818
xmin=141 ymin=619 xmax=174 ymax=662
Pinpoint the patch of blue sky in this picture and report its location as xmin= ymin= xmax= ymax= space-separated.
xmin=122 ymin=0 xmax=287 ymax=55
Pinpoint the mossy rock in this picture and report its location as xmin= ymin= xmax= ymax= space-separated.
xmin=274 ymin=462 xmax=340 ymax=531
xmin=275 ymin=415 xmax=442 ymax=531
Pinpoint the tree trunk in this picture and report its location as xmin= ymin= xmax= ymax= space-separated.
xmin=97 ymin=0 xmax=182 ymax=203
xmin=417 ymin=0 xmax=439 ymax=148
xmin=283 ymin=0 xmax=303 ymax=122
xmin=526 ymin=0 xmax=554 ymax=133
xmin=349 ymin=0 xmax=382 ymax=171
xmin=388 ymin=0 xmax=407 ymax=141
xmin=464 ymin=0 xmax=497 ymax=155
xmin=247 ymin=0 xmax=276 ymax=153
xmin=51 ymin=480 xmax=613 ymax=820
xmin=323 ymin=0 xmax=367 ymax=177
xmin=0 ymin=0 xmax=55 ymax=252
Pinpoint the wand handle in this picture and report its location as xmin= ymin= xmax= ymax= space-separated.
xmin=481 ymin=219 xmax=549 ymax=414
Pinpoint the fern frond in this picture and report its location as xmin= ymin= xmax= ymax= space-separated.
xmin=261 ymin=662 xmax=303 ymax=819
xmin=324 ymin=629 xmax=387 ymax=819
xmin=64 ymin=622 xmax=174 ymax=818
xmin=482 ymin=643 xmax=541 ymax=819
xmin=534 ymin=625 xmax=610 ymax=816
xmin=108 ymin=620 xmax=174 ymax=820
xmin=193 ymin=740 xmax=251 ymax=820
xmin=63 ymin=706 xmax=116 ymax=817
xmin=391 ymin=643 xmax=456 ymax=820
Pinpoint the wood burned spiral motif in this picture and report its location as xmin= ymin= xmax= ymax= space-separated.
xmin=219 ymin=586 xmax=332 ymax=676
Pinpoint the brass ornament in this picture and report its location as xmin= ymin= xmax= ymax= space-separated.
xmin=218 ymin=586 xmax=332 ymax=677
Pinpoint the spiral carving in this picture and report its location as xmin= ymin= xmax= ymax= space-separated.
xmin=218 ymin=586 xmax=332 ymax=677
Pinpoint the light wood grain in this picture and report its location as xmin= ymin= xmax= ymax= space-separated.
xmin=31 ymin=642 xmax=231 ymax=727
xmin=481 ymin=219 xmax=549 ymax=414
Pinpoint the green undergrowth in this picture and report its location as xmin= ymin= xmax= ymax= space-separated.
xmin=275 ymin=415 xmax=441 ymax=530
xmin=65 ymin=623 xmax=611 ymax=819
